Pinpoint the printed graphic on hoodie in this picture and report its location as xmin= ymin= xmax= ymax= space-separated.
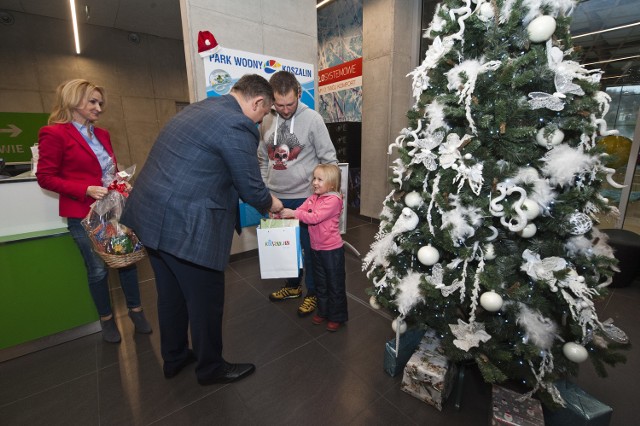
xmin=267 ymin=121 xmax=305 ymax=170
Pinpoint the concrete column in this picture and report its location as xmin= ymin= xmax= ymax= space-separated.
xmin=361 ymin=0 xmax=421 ymax=218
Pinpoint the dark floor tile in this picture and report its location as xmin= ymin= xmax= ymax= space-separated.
xmin=317 ymin=309 xmax=400 ymax=392
xmin=227 ymin=256 xmax=262 ymax=280
xmin=225 ymin=264 xmax=244 ymax=284
xmin=0 ymin=335 xmax=98 ymax=405
xmin=223 ymin=277 xmax=271 ymax=321
xmin=153 ymin=385 xmax=259 ymax=426
xmin=348 ymin=394 xmax=416 ymax=426
xmin=233 ymin=342 xmax=382 ymax=425
xmin=222 ymin=303 xmax=315 ymax=368
xmin=0 ymin=373 xmax=99 ymax=426
xmin=97 ymin=350 xmax=212 ymax=426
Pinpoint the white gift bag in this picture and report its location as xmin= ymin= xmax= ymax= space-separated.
xmin=257 ymin=219 xmax=303 ymax=279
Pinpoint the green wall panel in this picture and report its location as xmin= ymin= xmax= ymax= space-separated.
xmin=0 ymin=233 xmax=97 ymax=349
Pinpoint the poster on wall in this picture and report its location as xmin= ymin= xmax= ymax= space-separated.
xmin=317 ymin=57 xmax=363 ymax=124
xmin=202 ymin=47 xmax=316 ymax=109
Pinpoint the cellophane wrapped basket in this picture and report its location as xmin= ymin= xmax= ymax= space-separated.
xmin=81 ymin=165 xmax=146 ymax=268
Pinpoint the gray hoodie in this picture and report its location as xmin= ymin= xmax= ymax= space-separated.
xmin=258 ymin=102 xmax=338 ymax=199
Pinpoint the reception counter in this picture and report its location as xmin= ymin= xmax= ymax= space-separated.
xmin=0 ymin=179 xmax=99 ymax=361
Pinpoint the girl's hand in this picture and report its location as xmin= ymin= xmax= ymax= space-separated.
xmin=280 ymin=208 xmax=296 ymax=219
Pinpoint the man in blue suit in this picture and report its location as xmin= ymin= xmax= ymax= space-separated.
xmin=121 ymin=74 xmax=283 ymax=385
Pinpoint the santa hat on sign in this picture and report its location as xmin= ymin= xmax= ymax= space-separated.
xmin=198 ymin=31 xmax=221 ymax=58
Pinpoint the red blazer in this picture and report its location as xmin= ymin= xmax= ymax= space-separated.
xmin=36 ymin=122 xmax=117 ymax=219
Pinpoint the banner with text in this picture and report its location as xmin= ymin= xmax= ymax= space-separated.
xmin=202 ymin=48 xmax=315 ymax=109
xmin=318 ymin=57 xmax=362 ymax=96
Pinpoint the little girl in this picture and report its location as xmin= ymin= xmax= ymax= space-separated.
xmin=280 ymin=164 xmax=347 ymax=331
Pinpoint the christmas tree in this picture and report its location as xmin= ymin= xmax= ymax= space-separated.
xmin=364 ymin=0 xmax=629 ymax=406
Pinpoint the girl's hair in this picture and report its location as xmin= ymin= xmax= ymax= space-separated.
xmin=48 ymin=79 xmax=106 ymax=125
xmin=314 ymin=164 xmax=341 ymax=192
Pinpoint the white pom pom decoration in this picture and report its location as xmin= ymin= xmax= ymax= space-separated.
xmin=478 ymin=2 xmax=495 ymax=22
xmin=527 ymin=15 xmax=556 ymax=43
xmin=522 ymin=199 xmax=541 ymax=220
xmin=392 ymin=318 xmax=407 ymax=334
xmin=417 ymin=245 xmax=440 ymax=266
xmin=369 ymin=296 xmax=381 ymax=310
xmin=562 ymin=342 xmax=589 ymax=363
xmin=484 ymin=243 xmax=497 ymax=260
xmin=480 ymin=291 xmax=503 ymax=312
xmin=536 ymin=127 xmax=564 ymax=148
xmin=518 ymin=223 xmax=537 ymax=238
xmin=404 ymin=191 xmax=422 ymax=208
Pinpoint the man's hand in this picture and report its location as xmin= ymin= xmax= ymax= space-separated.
xmin=269 ymin=194 xmax=283 ymax=213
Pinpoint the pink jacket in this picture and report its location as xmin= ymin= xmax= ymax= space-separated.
xmin=294 ymin=192 xmax=343 ymax=251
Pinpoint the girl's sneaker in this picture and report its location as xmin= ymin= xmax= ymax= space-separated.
xmin=326 ymin=321 xmax=341 ymax=332
xmin=311 ymin=315 xmax=326 ymax=325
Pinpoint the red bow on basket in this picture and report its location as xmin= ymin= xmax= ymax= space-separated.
xmin=107 ymin=180 xmax=129 ymax=197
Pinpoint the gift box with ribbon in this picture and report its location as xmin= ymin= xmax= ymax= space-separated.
xmin=400 ymin=329 xmax=458 ymax=410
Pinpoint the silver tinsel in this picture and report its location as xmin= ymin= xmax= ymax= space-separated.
xmin=600 ymin=319 xmax=630 ymax=344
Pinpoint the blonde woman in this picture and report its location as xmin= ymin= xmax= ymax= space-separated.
xmin=36 ymin=79 xmax=152 ymax=343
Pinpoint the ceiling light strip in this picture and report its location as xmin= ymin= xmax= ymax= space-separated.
xmin=601 ymin=75 xmax=628 ymax=80
xmin=316 ymin=0 xmax=334 ymax=9
xmin=70 ymin=0 xmax=80 ymax=54
xmin=583 ymin=54 xmax=640 ymax=66
xmin=572 ymin=21 xmax=640 ymax=39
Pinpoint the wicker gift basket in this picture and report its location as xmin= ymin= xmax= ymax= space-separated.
xmin=83 ymin=216 xmax=146 ymax=268
xmin=97 ymin=246 xmax=146 ymax=268
xmin=81 ymin=165 xmax=146 ymax=268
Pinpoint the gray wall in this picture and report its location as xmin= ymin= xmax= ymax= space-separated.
xmin=0 ymin=11 xmax=189 ymax=171
xmin=179 ymin=0 xmax=319 ymax=102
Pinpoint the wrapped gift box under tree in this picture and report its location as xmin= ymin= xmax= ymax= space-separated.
xmin=490 ymin=385 xmax=544 ymax=426
xmin=400 ymin=329 xmax=458 ymax=410
xmin=543 ymin=380 xmax=612 ymax=426
xmin=383 ymin=328 xmax=425 ymax=377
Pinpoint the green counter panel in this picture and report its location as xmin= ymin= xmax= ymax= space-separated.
xmin=0 ymin=233 xmax=97 ymax=350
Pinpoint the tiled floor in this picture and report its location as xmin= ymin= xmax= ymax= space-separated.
xmin=1 ymin=212 xmax=638 ymax=425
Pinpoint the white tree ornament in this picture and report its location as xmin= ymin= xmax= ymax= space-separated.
xmin=526 ymin=15 xmax=556 ymax=43
xmin=567 ymin=212 xmax=593 ymax=235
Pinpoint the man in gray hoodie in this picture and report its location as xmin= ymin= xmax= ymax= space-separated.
xmin=258 ymin=70 xmax=338 ymax=317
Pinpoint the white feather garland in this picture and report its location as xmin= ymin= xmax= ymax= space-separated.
xmin=517 ymin=304 xmax=558 ymax=350
xmin=541 ymin=145 xmax=598 ymax=187
xmin=394 ymin=271 xmax=425 ymax=316
xmin=440 ymin=195 xmax=483 ymax=246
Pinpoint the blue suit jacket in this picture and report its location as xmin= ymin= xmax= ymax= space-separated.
xmin=121 ymin=95 xmax=272 ymax=270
